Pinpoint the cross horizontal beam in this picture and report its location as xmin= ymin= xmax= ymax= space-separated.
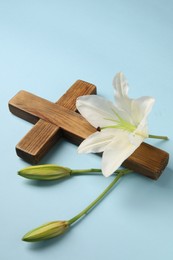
xmin=9 ymin=85 xmax=169 ymax=180
xmin=9 ymin=90 xmax=96 ymax=143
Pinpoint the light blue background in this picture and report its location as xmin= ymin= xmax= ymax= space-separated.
xmin=0 ymin=0 xmax=173 ymax=259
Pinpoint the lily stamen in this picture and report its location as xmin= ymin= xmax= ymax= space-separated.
xmin=102 ymin=111 xmax=136 ymax=133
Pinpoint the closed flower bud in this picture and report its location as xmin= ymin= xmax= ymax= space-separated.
xmin=18 ymin=164 xmax=71 ymax=180
xmin=22 ymin=221 xmax=70 ymax=242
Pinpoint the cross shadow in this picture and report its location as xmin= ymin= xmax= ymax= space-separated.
xmin=116 ymin=166 xmax=173 ymax=212
xmin=156 ymin=166 xmax=173 ymax=189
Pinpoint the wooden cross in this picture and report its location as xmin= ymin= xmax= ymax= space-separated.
xmin=9 ymin=80 xmax=169 ymax=180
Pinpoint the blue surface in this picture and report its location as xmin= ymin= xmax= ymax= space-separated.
xmin=0 ymin=0 xmax=173 ymax=259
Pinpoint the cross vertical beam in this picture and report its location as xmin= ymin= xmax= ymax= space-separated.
xmin=10 ymin=80 xmax=96 ymax=163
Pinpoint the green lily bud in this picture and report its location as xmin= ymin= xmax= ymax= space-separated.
xmin=22 ymin=220 xmax=70 ymax=242
xmin=18 ymin=164 xmax=71 ymax=180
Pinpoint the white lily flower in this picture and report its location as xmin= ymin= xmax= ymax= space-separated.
xmin=76 ymin=72 xmax=155 ymax=177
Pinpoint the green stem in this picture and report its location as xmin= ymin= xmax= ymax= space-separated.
xmin=68 ymin=170 xmax=132 ymax=225
xmin=148 ymin=134 xmax=169 ymax=140
xmin=71 ymin=168 xmax=102 ymax=175
xmin=71 ymin=168 xmax=130 ymax=175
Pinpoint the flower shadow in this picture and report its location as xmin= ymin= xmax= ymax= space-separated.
xmin=24 ymin=176 xmax=70 ymax=188
xmin=27 ymin=228 xmax=73 ymax=251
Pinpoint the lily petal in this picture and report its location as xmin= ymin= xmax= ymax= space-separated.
xmin=113 ymin=72 xmax=129 ymax=98
xmin=113 ymin=72 xmax=135 ymax=124
xmin=113 ymin=72 xmax=131 ymax=110
xmin=76 ymin=95 xmax=117 ymax=128
xmin=102 ymin=131 xmax=144 ymax=177
xmin=113 ymin=72 xmax=155 ymax=126
xmin=131 ymin=96 xmax=155 ymax=125
xmin=78 ymin=129 xmax=118 ymax=153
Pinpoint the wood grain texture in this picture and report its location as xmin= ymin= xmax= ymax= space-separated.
xmin=9 ymin=88 xmax=169 ymax=179
xmin=123 ymin=143 xmax=169 ymax=179
xmin=9 ymin=80 xmax=96 ymax=163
